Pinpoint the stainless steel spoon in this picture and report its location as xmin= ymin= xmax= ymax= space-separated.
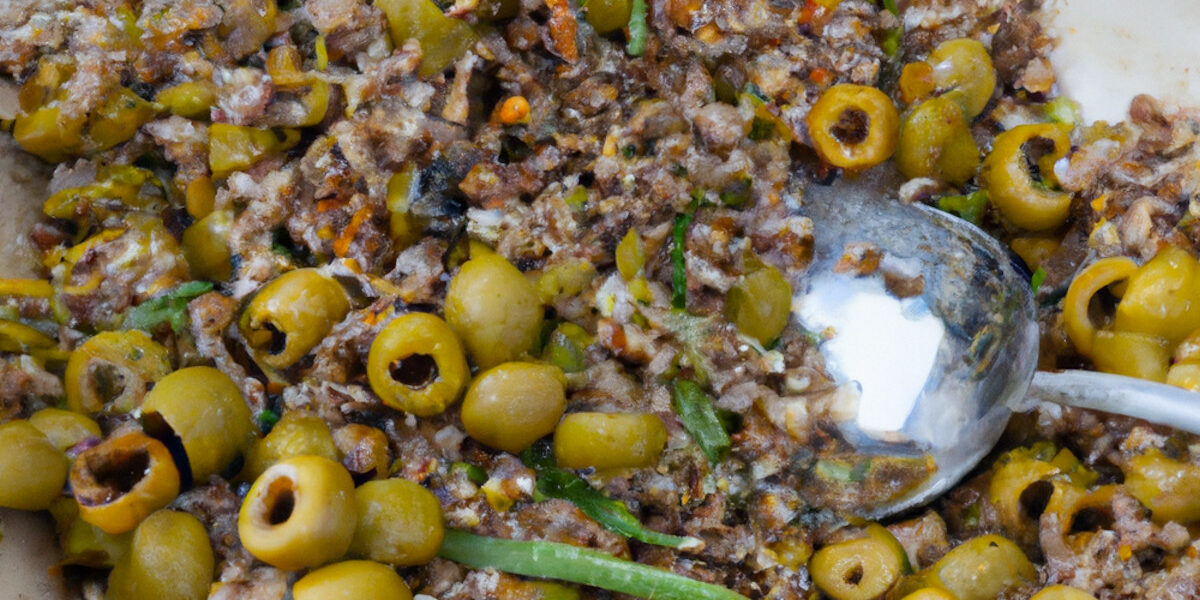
xmin=796 ymin=172 xmax=1200 ymax=519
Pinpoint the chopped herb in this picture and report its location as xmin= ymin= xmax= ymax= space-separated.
xmin=881 ymin=26 xmax=903 ymax=57
xmin=522 ymin=444 xmax=701 ymax=550
xmin=121 ymin=281 xmax=214 ymax=334
xmin=1044 ymin=97 xmax=1082 ymax=127
xmin=622 ymin=144 xmax=637 ymax=159
xmin=718 ymin=176 xmax=753 ymax=208
xmin=439 ymin=530 xmax=747 ymax=600
xmin=670 ymin=163 xmax=688 ymax=177
xmin=747 ymin=118 xmax=775 ymax=141
xmin=564 ymin=185 xmax=588 ymax=210
xmin=671 ymin=202 xmax=698 ymax=309
xmin=670 ymin=379 xmax=731 ymax=464
xmin=627 ymin=0 xmax=648 ymax=57
xmin=1031 ymin=266 xmax=1047 ymax=295
xmin=742 ymin=82 xmax=769 ymax=103
xmin=881 ymin=0 xmax=898 ymax=14
xmin=451 ymin=461 xmax=488 ymax=485
xmin=256 ymin=409 xmax=280 ymax=433
xmin=936 ymin=190 xmax=988 ymax=225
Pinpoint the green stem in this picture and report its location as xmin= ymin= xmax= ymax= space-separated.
xmin=438 ymin=530 xmax=748 ymax=600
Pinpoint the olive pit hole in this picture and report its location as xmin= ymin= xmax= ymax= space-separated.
xmin=264 ymin=322 xmax=288 ymax=355
xmin=264 ymin=477 xmax=297 ymax=526
xmin=86 ymin=447 xmax=149 ymax=501
xmin=1019 ymin=480 xmax=1054 ymax=520
xmin=390 ymin=353 xmax=439 ymax=389
xmin=843 ymin=563 xmax=864 ymax=586
xmin=1070 ymin=506 xmax=1115 ymax=533
xmin=831 ymin=108 xmax=870 ymax=145
xmin=1021 ymin=136 xmax=1057 ymax=180
xmin=89 ymin=363 xmax=128 ymax=402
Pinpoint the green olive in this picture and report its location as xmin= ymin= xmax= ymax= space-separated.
xmin=376 ymin=0 xmax=479 ymax=77
xmin=445 ymin=253 xmax=544 ymax=369
xmin=28 ymin=408 xmax=101 ymax=452
xmin=1031 ymin=585 xmax=1099 ymax=600
xmin=240 ymin=411 xmax=340 ymax=482
xmin=48 ymin=497 xmax=133 ymax=568
xmin=367 ymin=312 xmax=469 ymax=416
xmin=896 ymin=95 xmax=981 ymax=185
xmin=155 ymin=80 xmax=218 ymax=120
xmin=293 ymin=560 xmax=414 ymax=600
xmin=71 ymin=431 xmax=181 ymax=535
xmin=927 ymin=38 xmax=996 ymax=119
xmin=0 ymin=420 xmax=69 ymax=510
xmin=1122 ymin=448 xmax=1200 ymax=524
xmin=239 ymin=268 xmax=351 ymax=370
xmin=64 ymin=330 xmax=173 ymax=415
xmin=809 ymin=534 xmax=904 ymax=600
xmin=929 ymin=535 xmax=1036 ymax=600
xmin=461 ymin=362 xmax=567 ymax=454
xmin=182 ymin=209 xmax=234 ymax=282
xmin=106 ymin=510 xmax=214 ymax=600
xmin=238 ymin=455 xmax=358 ymax=571
xmin=349 ymin=478 xmax=444 ymax=567
xmin=725 ymin=264 xmax=792 ymax=345
xmin=554 ymin=412 xmax=668 ymax=471
xmin=142 ymin=366 xmax=255 ymax=482
xmin=585 ymin=0 xmax=632 ymax=34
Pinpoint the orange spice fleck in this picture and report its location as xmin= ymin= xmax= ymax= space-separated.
xmin=498 ymin=96 xmax=531 ymax=125
xmin=333 ymin=208 xmax=370 ymax=257
xmin=1118 ymin=544 xmax=1133 ymax=562
xmin=808 ymin=67 xmax=833 ymax=86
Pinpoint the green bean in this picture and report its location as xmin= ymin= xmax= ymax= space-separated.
xmin=438 ymin=529 xmax=748 ymax=600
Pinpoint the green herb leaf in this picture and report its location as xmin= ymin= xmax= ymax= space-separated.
xmin=1044 ymin=97 xmax=1081 ymax=127
xmin=936 ymin=190 xmax=988 ymax=225
xmin=881 ymin=0 xmax=898 ymax=14
xmin=451 ymin=461 xmax=488 ymax=485
xmin=256 ymin=409 xmax=280 ymax=433
xmin=881 ymin=26 xmax=903 ymax=57
xmin=1031 ymin=266 xmax=1047 ymax=295
xmin=670 ymin=379 xmax=731 ymax=464
xmin=671 ymin=203 xmax=698 ymax=310
xmin=121 ymin=281 xmax=214 ymax=334
xmin=627 ymin=0 xmax=648 ymax=57
xmin=439 ymin=530 xmax=747 ymax=600
xmin=521 ymin=444 xmax=700 ymax=550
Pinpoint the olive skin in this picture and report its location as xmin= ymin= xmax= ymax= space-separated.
xmin=142 ymin=366 xmax=255 ymax=481
xmin=367 ymin=312 xmax=470 ymax=417
xmin=445 ymin=253 xmax=544 ymax=369
xmin=239 ymin=268 xmax=351 ymax=369
xmin=554 ymin=412 xmax=668 ymax=471
xmin=28 ymin=408 xmax=101 ymax=452
xmin=349 ymin=478 xmax=444 ymax=567
xmin=106 ymin=509 xmax=215 ymax=600
xmin=238 ymin=455 xmax=357 ymax=571
xmin=181 ymin=209 xmax=234 ymax=281
xmin=724 ymin=264 xmax=792 ymax=346
xmin=460 ymin=362 xmax=567 ymax=454
xmin=0 ymin=420 xmax=69 ymax=510
xmin=293 ymin=560 xmax=413 ymax=600
xmin=240 ymin=411 xmax=340 ymax=482
xmin=64 ymin=330 xmax=172 ymax=415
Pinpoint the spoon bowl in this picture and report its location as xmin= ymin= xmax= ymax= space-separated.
xmin=797 ymin=173 xmax=1039 ymax=518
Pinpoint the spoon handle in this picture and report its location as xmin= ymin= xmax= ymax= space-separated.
xmin=1020 ymin=370 xmax=1200 ymax=435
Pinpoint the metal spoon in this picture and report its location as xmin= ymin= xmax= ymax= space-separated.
xmin=796 ymin=172 xmax=1200 ymax=519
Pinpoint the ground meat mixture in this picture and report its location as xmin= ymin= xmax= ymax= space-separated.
xmin=3 ymin=0 xmax=1200 ymax=598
